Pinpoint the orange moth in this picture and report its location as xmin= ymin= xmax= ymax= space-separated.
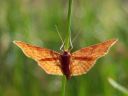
xmin=13 ymin=39 xmax=117 ymax=79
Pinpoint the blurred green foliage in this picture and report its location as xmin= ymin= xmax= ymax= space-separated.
xmin=0 ymin=0 xmax=128 ymax=96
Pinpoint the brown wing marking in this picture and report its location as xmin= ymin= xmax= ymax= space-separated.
xmin=70 ymin=39 xmax=117 ymax=76
xmin=13 ymin=41 xmax=63 ymax=75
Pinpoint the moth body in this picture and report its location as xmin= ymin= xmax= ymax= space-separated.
xmin=60 ymin=51 xmax=71 ymax=79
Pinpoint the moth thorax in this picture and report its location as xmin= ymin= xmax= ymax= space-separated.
xmin=62 ymin=51 xmax=71 ymax=56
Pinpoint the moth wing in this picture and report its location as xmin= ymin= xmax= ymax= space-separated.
xmin=13 ymin=41 xmax=63 ymax=75
xmin=70 ymin=39 xmax=117 ymax=76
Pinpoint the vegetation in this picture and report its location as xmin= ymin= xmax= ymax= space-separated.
xmin=0 ymin=0 xmax=128 ymax=96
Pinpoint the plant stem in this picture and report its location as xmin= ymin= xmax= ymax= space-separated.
xmin=64 ymin=0 xmax=72 ymax=50
xmin=62 ymin=0 xmax=72 ymax=96
xmin=62 ymin=76 xmax=66 ymax=96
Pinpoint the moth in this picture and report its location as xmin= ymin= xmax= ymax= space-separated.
xmin=13 ymin=39 xmax=117 ymax=79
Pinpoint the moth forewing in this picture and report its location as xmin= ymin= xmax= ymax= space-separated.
xmin=13 ymin=41 xmax=63 ymax=75
xmin=70 ymin=39 xmax=118 ymax=76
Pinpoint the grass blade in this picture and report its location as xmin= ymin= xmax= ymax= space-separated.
xmin=108 ymin=78 xmax=128 ymax=95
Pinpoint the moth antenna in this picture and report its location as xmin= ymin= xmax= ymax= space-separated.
xmin=72 ymin=31 xmax=81 ymax=44
xmin=69 ymin=35 xmax=73 ymax=51
xmin=60 ymin=42 xmax=65 ymax=51
xmin=66 ymin=29 xmax=73 ymax=51
xmin=55 ymin=25 xmax=65 ymax=51
xmin=55 ymin=25 xmax=64 ymax=44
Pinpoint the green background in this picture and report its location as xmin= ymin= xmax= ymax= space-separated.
xmin=0 ymin=0 xmax=128 ymax=96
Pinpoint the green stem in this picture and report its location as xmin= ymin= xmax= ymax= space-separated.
xmin=62 ymin=76 xmax=66 ymax=96
xmin=64 ymin=0 xmax=72 ymax=50
xmin=62 ymin=0 xmax=72 ymax=96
